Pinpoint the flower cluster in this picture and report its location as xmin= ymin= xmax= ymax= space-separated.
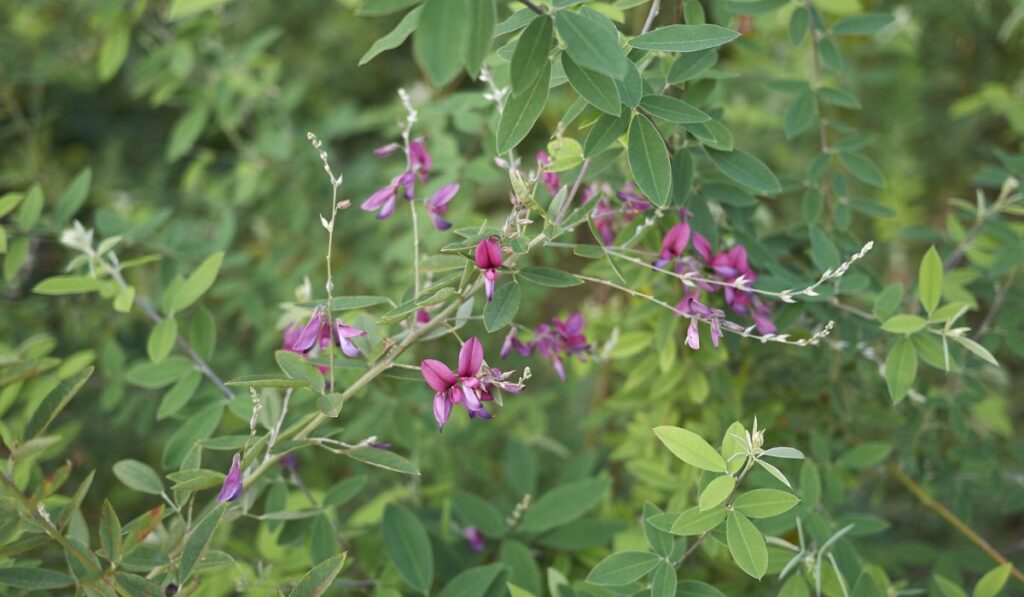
xmin=361 ymin=136 xmax=460 ymax=230
xmin=283 ymin=306 xmax=366 ymax=374
xmin=536 ymin=151 xmax=560 ymax=195
xmin=501 ymin=313 xmax=590 ymax=380
xmin=581 ymin=182 xmax=653 ymax=245
xmin=420 ymin=337 xmax=524 ymax=431
xmin=647 ymin=219 xmax=776 ymax=349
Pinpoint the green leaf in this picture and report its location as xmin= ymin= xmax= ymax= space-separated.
xmin=15 ymin=184 xmax=43 ymax=230
xmin=809 ymin=225 xmax=841 ymax=270
xmin=839 ymin=152 xmax=884 ymax=187
xmin=705 ymin=148 xmax=781 ymax=194
xmin=463 ymin=0 xmax=495 ymax=77
xmin=33 ymin=275 xmax=103 ymax=295
xmin=784 ymin=89 xmax=816 ymax=139
xmin=438 ymin=563 xmax=506 ymax=597
xmin=789 ymin=7 xmax=809 ymax=44
xmin=519 ymin=477 xmax=610 ymax=533
xmin=113 ymin=459 xmax=164 ymax=495
xmin=356 ymin=0 xmax=420 ymax=17
xmin=918 ymin=246 xmax=943 ymax=315
xmin=323 ymin=475 xmax=368 ymax=508
xmin=224 ymin=374 xmax=307 ymax=388
xmin=115 ymin=573 xmax=165 ymax=597
xmin=179 ymin=503 xmax=228 ymax=584
xmin=164 ymin=403 xmax=223 ymax=469
xmin=500 ymin=541 xmax=542 ymax=595
xmin=640 ymin=95 xmax=709 ymax=124
xmin=561 ymin=54 xmax=621 ymax=116
xmin=650 ymin=562 xmax=677 ymax=597
xmin=720 ymin=421 xmax=747 ymax=474
xmin=347 ymin=447 xmax=420 ymax=475
xmin=726 ymin=511 xmax=767 ymax=579
xmin=698 ymin=475 xmax=735 ymax=511
xmin=382 ymin=504 xmax=434 ymax=593
xmin=642 ymin=502 xmax=675 ymax=556
xmin=100 ymin=499 xmax=123 ymax=563
xmin=934 ymin=576 xmax=969 ymax=597
xmin=670 ymin=505 xmax=727 ymax=535
xmin=554 ymin=8 xmax=628 ymax=80
xmin=628 ymin=24 xmax=740 ymax=52
xmin=167 ymin=0 xmax=232 ymax=20
xmin=167 ymin=469 xmax=225 ymax=492
xmin=289 ymin=552 xmax=348 ymax=597
xmin=0 ymin=567 xmax=76 ymax=590
xmin=147 ymin=318 xmax=178 ymax=364
xmin=628 ymin=114 xmax=672 ymax=207
xmin=653 ymin=426 xmax=727 ymax=472
xmin=881 ymin=314 xmax=927 ymax=334
xmin=885 ymin=338 xmax=917 ymax=403
xmin=957 ymin=336 xmax=999 ymax=367
xmin=0 ymin=192 xmax=24 ymax=219
xmin=584 ymin=111 xmax=630 ymax=157
xmin=510 ymin=16 xmax=553 ymax=91
xmin=54 ymin=167 xmax=92 ymax=223
xmin=359 ymin=7 xmax=422 ymax=66
xmin=98 ymin=24 xmax=130 ymax=82
xmin=733 ymin=489 xmax=800 ymax=518
xmin=413 ymin=0 xmax=469 ymax=87
xmin=614 ymin=60 xmax=644 ymax=108
xmin=667 ymin=49 xmax=717 ymax=83
xmin=677 ymin=581 xmax=725 ymax=597
xmin=836 ymin=442 xmax=892 ymax=469
xmin=873 ymin=283 xmax=904 ymax=321
xmin=453 ymin=490 xmax=506 ymax=537
xmin=275 ymin=350 xmax=324 ymax=391
xmin=973 ymin=564 xmax=1011 ymax=597
xmin=23 ymin=366 xmax=93 ymax=440
xmin=833 ymin=12 xmax=893 ymax=35
xmin=174 ymin=252 xmax=224 ymax=312
xmin=585 ymin=551 xmax=661 ymax=586
xmin=496 ymin=61 xmax=551 ymax=154
xmin=318 ymin=392 xmax=344 ymax=417
xmin=519 ymin=266 xmax=582 ymax=287
xmin=166 ymin=105 xmax=209 ymax=161
xmin=484 ymin=283 xmax=521 ymax=332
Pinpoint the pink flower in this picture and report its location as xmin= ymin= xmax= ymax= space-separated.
xmin=529 ymin=313 xmax=590 ymax=381
xmin=463 ymin=527 xmax=485 ymax=552
xmin=536 ymin=151 xmax=561 ymax=195
xmin=654 ymin=221 xmax=691 ymax=269
xmin=421 ymin=338 xmax=491 ymax=430
xmin=474 ymin=237 xmax=503 ymax=301
xmin=426 ymin=183 xmax=459 ymax=231
xmin=217 ymin=453 xmax=243 ymax=503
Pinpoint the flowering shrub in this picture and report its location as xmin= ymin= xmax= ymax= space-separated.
xmin=1 ymin=0 xmax=1023 ymax=595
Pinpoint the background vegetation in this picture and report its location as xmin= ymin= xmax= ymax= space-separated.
xmin=1 ymin=0 xmax=1023 ymax=595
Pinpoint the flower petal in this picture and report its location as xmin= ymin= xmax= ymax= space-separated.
xmin=421 ymin=359 xmax=456 ymax=392
xmin=216 ymin=453 xmax=243 ymax=503
xmin=433 ymin=392 xmax=453 ymax=431
xmin=458 ymin=337 xmax=483 ymax=378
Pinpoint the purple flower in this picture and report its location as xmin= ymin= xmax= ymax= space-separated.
xmin=416 ymin=309 xmax=432 ymax=324
xmin=164 ymin=584 xmax=179 ymax=596
xmin=426 ymin=183 xmax=459 ymax=230
xmin=591 ymin=198 xmax=617 ymax=246
xmin=335 ymin=320 xmax=367 ymax=358
xmin=217 ymin=453 xmax=243 ymax=503
xmin=374 ymin=142 xmax=401 ymax=157
xmin=654 ymin=221 xmax=691 ymax=269
xmin=287 ymin=307 xmax=366 ymax=358
xmin=500 ymin=328 xmax=533 ymax=359
xmin=420 ymin=337 xmax=495 ymax=431
xmin=474 ymin=237 xmax=503 ymax=301
xmin=410 ymin=137 xmax=432 ymax=182
xmin=531 ymin=313 xmax=590 ymax=381
xmin=361 ymin=175 xmax=402 ymax=219
xmin=278 ymin=453 xmax=298 ymax=473
xmin=463 ymin=526 xmax=486 ymax=552
xmin=685 ymin=319 xmax=701 ymax=350
xmin=537 ymin=151 xmax=561 ymax=195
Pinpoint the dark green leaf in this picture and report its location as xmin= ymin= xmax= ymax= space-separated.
xmin=518 ymin=266 xmax=582 ymax=287
xmin=519 ymin=477 xmax=610 ymax=533
xmin=464 ymin=0 xmax=495 ymax=77
xmin=561 ymin=54 xmax=621 ymax=116
xmin=54 ymin=167 xmax=92 ymax=223
xmin=178 ymin=503 xmax=228 ymax=584
xmin=347 ymin=447 xmax=420 ymax=475
xmin=885 ymin=338 xmax=917 ymax=403
xmin=585 ymin=551 xmax=660 ymax=586
xmin=510 ymin=16 xmax=553 ymax=91
xmin=24 ymin=366 xmax=93 ymax=439
xmin=496 ymin=62 xmax=551 ymax=154
xmin=627 ymin=114 xmax=672 ymax=207
xmin=640 ymin=95 xmax=709 ymax=124
xmin=705 ymin=148 xmax=781 ymax=194
xmin=726 ymin=511 xmax=767 ymax=579
xmin=382 ymin=504 xmax=433 ymax=592
xmin=438 ymin=563 xmax=506 ymax=597
xmin=0 ymin=567 xmax=76 ymax=590
xmin=629 ymin=24 xmax=740 ymax=52
xmin=554 ymin=8 xmax=628 ymax=80
xmin=839 ymin=152 xmax=884 ymax=187
xmin=413 ymin=0 xmax=469 ymax=86
xmin=359 ymin=7 xmax=422 ymax=66
xmin=584 ymin=111 xmax=630 ymax=157
xmin=483 ymin=283 xmax=521 ymax=332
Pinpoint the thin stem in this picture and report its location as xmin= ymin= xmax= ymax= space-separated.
xmin=0 ymin=474 xmax=103 ymax=576
xmin=805 ymin=1 xmax=829 ymax=154
xmin=101 ymin=256 xmax=234 ymax=400
xmin=889 ymin=466 xmax=1024 ymax=585
xmin=642 ymin=0 xmax=662 ymax=34
xmin=555 ymin=159 xmax=589 ymax=225
xmin=520 ymin=0 xmax=544 ymax=15
xmin=324 ymin=182 xmax=341 ymax=392
xmin=410 ymin=200 xmax=421 ymax=297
